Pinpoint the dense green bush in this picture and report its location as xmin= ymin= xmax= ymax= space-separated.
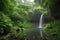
xmin=0 ymin=12 xmax=13 ymax=36
xmin=43 ymin=20 xmax=60 ymax=40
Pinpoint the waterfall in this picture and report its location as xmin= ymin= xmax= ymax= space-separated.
xmin=39 ymin=14 xmax=44 ymax=38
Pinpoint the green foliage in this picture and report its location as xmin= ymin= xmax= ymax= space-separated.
xmin=43 ymin=20 xmax=60 ymax=40
xmin=0 ymin=0 xmax=31 ymax=27
xmin=0 ymin=0 xmax=32 ymax=39
xmin=0 ymin=12 xmax=13 ymax=36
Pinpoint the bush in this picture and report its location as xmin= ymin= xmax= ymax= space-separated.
xmin=43 ymin=19 xmax=60 ymax=40
xmin=0 ymin=12 xmax=13 ymax=37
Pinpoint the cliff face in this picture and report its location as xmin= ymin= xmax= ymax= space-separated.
xmin=50 ymin=0 xmax=60 ymax=19
xmin=28 ymin=10 xmax=41 ymax=22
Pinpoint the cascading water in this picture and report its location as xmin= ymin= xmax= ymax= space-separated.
xmin=39 ymin=14 xmax=44 ymax=38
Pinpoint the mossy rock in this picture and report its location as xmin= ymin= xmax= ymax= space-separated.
xmin=43 ymin=19 xmax=60 ymax=40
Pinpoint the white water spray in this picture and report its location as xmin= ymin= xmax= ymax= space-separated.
xmin=39 ymin=14 xmax=44 ymax=38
